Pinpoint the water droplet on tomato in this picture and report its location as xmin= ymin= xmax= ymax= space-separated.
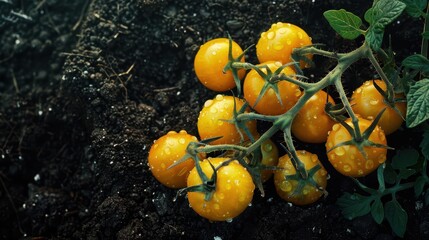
xmin=204 ymin=99 xmax=213 ymax=108
xmin=274 ymin=43 xmax=284 ymax=50
xmin=369 ymin=99 xmax=379 ymax=105
xmin=280 ymin=180 xmax=292 ymax=192
xmin=263 ymin=143 xmax=273 ymax=152
xmin=216 ymin=94 xmax=224 ymax=101
xmin=365 ymin=160 xmax=374 ymax=169
xmin=343 ymin=164 xmax=352 ymax=172
xmin=267 ymin=31 xmax=275 ymax=40
xmin=334 ymin=147 xmax=345 ymax=156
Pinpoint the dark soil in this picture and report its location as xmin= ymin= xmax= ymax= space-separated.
xmin=0 ymin=0 xmax=427 ymax=239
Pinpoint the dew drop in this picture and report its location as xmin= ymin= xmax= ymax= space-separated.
xmin=332 ymin=124 xmax=340 ymax=131
xmin=204 ymin=99 xmax=214 ymax=108
xmin=286 ymin=39 xmax=292 ymax=45
xmin=278 ymin=28 xmax=287 ymax=34
xmin=164 ymin=147 xmax=171 ymax=155
xmin=210 ymin=107 xmax=218 ymax=113
xmin=369 ymin=99 xmax=379 ymax=105
xmin=179 ymin=130 xmax=187 ymax=134
xmin=280 ymin=181 xmax=292 ymax=192
xmin=263 ymin=143 xmax=273 ymax=152
xmin=297 ymin=32 xmax=303 ymax=39
xmin=179 ymin=138 xmax=186 ymax=144
xmin=356 ymin=88 xmax=362 ymax=94
xmin=343 ymin=164 xmax=352 ymax=172
xmin=216 ymin=94 xmax=224 ymax=101
xmin=267 ymin=31 xmax=275 ymax=40
xmin=334 ymin=147 xmax=345 ymax=156
xmin=211 ymin=51 xmax=217 ymax=55
xmin=365 ymin=160 xmax=374 ymax=170
xmin=274 ymin=43 xmax=284 ymax=50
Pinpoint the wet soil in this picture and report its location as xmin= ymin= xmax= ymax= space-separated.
xmin=0 ymin=0 xmax=427 ymax=239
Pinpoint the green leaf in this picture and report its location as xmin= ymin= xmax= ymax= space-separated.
xmin=365 ymin=0 xmax=407 ymax=50
xmin=392 ymin=148 xmax=419 ymax=169
xmin=385 ymin=199 xmax=408 ymax=237
xmin=323 ymin=9 xmax=363 ymax=40
xmin=414 ymin=176 xmax=427 ymax=196
xmin=400 ymin=0 xmax=428 ymax=18
xmin=364 ymin=8 xmax=374 ymax=24
xmin=406 ymin=79 xmax=429 ymax=127
xmin=371 ymin=197 xmax=385 ymax=224
xmin=402 ymin=54 xmax=429 ymax=74
xmin=365 ymin=27 xmax=384 ymax=51
xmin=420 ymin=129 xmax=429 ymax=160
xmin=384 ymin=163 xmax=398 ymax=184
xmin=337 ymin=193 xmax=372 ymax=219
xmin=371 ymin=0 xmax=407 ymax=27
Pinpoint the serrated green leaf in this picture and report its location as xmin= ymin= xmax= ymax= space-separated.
xmin=324 ymin=9 xmax=363 ymax=40
xmin=406 ymin=79 xmax=429 ymax=127
xmin=392 ymin=148 xmax=419 ymax=169
xmin=365 ymin=0 xmax=406 ymax=50
xmin=365 ymin=28 xmax=384 ymax=51
xmin=385 ymin=199 xmax=408 ymax=237
xmin=372 ymin=0 xmax=407 ymax=27
xmin=414 ymin=176 xmax=427 ymax=196
xmin=420 ymin=130 xmax=429 ymax=160
xmin=337 ymin=193 xmax=372 ymax=219
xmin=371 ymin=197 xmax=385 ymax=224
xmin=400 ymin=0 xmax=428 ymax=18
xmin=402 ymin=54 xmax=429 ymax=74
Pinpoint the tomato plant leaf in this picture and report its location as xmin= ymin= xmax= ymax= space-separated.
xmin=400 ymin=0 xmax=428 ymax=18
xmin=366 ymin=0 xmax=406 ymax=50
xmin=384 ymin=199 xmax=408 ymax=237
xmin=383 ymin=163 xmax=398 ymax=184
xmin=406 ymin=79 xmax=429 ymax=127
xmin=323 ymin=9 xmax=363 ymax=40
xmin=392 ymin=148 xmax=419 ymax=170
xmin=371 ymin=197 xmax=384 ymax=224
xmin=337 ymin=193 xmax=372 ymax=219
xmin=414 ymin=176 xmax=427 ymax=197
xmin=371 ymin=0 xmax=407 ymax=27
xmin=402 ymin=54 xmax=429 ymax=74
xmin=420 ymin=129 xmax=429 ymax=160
xmin=364 ymin=8 xmax=374 ymax=24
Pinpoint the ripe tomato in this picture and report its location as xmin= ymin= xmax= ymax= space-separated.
xmin=274 ymin=150 xmax=327 ymax=205
xmin=194 ymin=38 xmax=246 ymax=92
xmin=243 ymin=61 xmax=301 ymax=115
xmin=197 ymin=94 xmax=257 ymax=145
xmin=187 ymin=157 xmax=255 ymax=221
xmin=326 ymin=118 xmax=387 ymax=177
xmin=291 ymin=90 xmax=336 ymax=143
xmin=256 ymin=22 xmax=312 ymax=68
xmin=148 ymin=130 xmax=201 ymax=188
xmin=351 ymin=80 xmax=406 ymax=135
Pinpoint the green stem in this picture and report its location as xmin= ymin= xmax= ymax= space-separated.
xmin=294 ymin=46 xmax=345 ymax=59
xmin=421 ymin=4 xmax=429 ymax=58
xmin=196 ymin=144 xmax=247 ymax=154
xmin=367 ymin=50 xmax=395 ymax=102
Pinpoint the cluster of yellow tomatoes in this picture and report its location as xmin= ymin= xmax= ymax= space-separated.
xmin=147 ymin=22 xmax=407 ymax=222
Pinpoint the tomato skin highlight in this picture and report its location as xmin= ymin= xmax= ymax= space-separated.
xmin=197 ymin=94 xmax=257 ymax=145
xmin=292 ymin=90 xmax=336 ymax=143
xmin=187 ymin=157 xmax=255 ymax=221
xmin=326 ymin=118 xmax=388 ymax=177
xmin=256 ymin=22 xmax=312 ymax=68
xmin=274 ymin=150 xmax=327 ymax=205
xmin=194 ymin=38 xmax=246 ymax=92
xmin=148 ymin=130 xmax=200 ymax=188
xmin=243 ymin=61 xmax=301 ymax=115
xmin=351 ymin=80 xmax=406 ymax=135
